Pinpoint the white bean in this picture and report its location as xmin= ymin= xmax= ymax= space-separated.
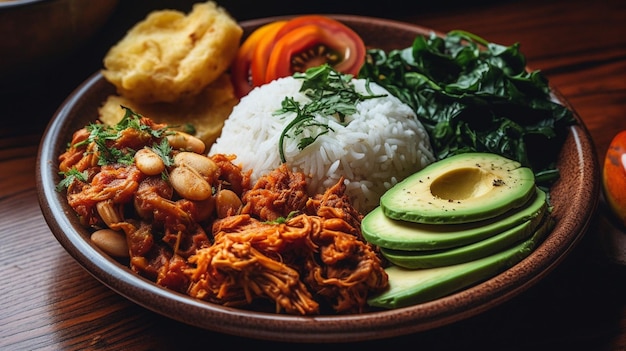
xmin=169 ymin=165 xmax=212 ymax=201
xmin=91 ymin=229 xmax=129 ymax=257
xmin=135 ymin=148 xmax=165 ymax=176
xmin=174 ymin=152 xmax=218 ymax=182
xmin=215 ymin=189 xmax=242 ymax=218
xmin=96 ymin=200 xmax=123 ymax=229
xmin=167 ymin=131 xmax=205 ymax=154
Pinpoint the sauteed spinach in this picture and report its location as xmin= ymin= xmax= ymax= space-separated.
xmin=359 ymin=30 xmax=575 ymax=186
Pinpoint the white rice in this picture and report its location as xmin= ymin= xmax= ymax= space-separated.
xmin=209 ymin=76 xmax=435 ymax=213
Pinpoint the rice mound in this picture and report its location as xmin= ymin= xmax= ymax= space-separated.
xmin=209 ymin=76 xmax=436 ymax=213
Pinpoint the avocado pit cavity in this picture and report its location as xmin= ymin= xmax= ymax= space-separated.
xmin=380 ymin=152 xmax=536 ymax=224
xmin=430 ymin=167 xmax=499 ymax=201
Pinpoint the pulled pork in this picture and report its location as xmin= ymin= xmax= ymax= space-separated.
xmin=186 ymin=167 xmax=388 ymax=314
xmin=58 ymin=114 xmax=388 ymax=315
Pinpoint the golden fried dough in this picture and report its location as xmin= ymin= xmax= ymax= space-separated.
xmin=101 ymin=1 xmax=243 ymax=103
xmin=99 ymin=73 xmax=238 ymax=147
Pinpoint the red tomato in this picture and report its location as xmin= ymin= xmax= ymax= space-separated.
xmin=264 ymin=15 xmax=366 ymax=85
xmin=603 ymin=130 xmax=626 ymax=227
xmin=229 ymin=15 xmax=366 ymax=98
xmin=230 ymin=20 xmax=287 ymax=99
xmin=249 ymin=21 xmax=288 ymax=88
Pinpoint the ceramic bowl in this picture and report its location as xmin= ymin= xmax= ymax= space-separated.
xmin=36 ymin=15 xmax=600 ymax=343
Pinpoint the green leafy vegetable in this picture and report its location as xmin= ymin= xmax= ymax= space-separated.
xmin=55 ymin=168 xmax=88 ymax=192
xmin=150 ymin=138 xmax=174 ymax=168
xmin=265 ymin=211 xmax=300 ymax=224
xmin=359 ymin=30 xmax=576 ymax=186
xmin=274 ymin=64 xmax=385 ymax=163
xmin=116 ymin=106 xmax=168 ymax=139
xmin=150 ymin=138 xmax=174 ymax=181
xmin=181 ymin=123 xmax=196 ymax=135
xmin=75 ymin=106 xmax=170 ymax=166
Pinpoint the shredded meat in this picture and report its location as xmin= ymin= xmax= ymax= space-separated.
xmin=66 ymin=164 xmax=144 ymax=227
xmin=186 ymin=166 xmax=388 ymax=315
xmin=119 ymin=220 xmax=206 ymax=293
xmin=58 ymin=115 xmax=389 ymax=315
xmin=187 ymin=214 xmax=320 ymax=314
xmin=211 ymin=153 xmax=251 ymax=195
xmin=305 ymin=175 xmax=364 ymax=239
xmin=241 ymin=164 xmax=309 ymax=221
xmin=59 ymin=128 xmax=97 ymax=173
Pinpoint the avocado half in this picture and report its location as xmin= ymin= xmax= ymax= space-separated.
xmin=362 ymin=188 xmax=547 ymax=251
xmin=380 ymin=152 xmax=536 ymax=224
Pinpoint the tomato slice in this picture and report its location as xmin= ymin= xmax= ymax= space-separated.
xmin=264 ymin=15 xmax=366 ymax=85
xmin=230 ymin=15 xmax=366 ymax=98
xmin=249 ymin=21 xmax=287 ymax=88
xmin=230 ymin=20 xmax=287 ymax=98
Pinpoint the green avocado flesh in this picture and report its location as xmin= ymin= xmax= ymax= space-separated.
xmin=362 ymin=187 xmax=547 ymax=251
xmin=367 ymin=217 xmax=553 ymax=309
xmin=380 ymin=153 xmax=536 ymax=224
xmin=380 ymin=209 xmax=547 ymax=269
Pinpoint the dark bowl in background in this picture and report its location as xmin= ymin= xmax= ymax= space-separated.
xmin=0 ymin=0 xmax=119 ymax=90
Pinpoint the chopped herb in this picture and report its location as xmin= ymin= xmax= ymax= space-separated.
xmin=75 ymin=106 xmax=170 ymax=166
xmin=266 ymin=211 xmax=300 ymax=224
xmin=56 ymin=168 xmax=88 ymax=192
xmin=150 ymin=138 xmax=174 ymax=181
xmin=181 ymin=123 xmax=196 ymax=135
xmin=274 ymin=64 xmax=386 ymax=163
xmin=166 ymin=122 xmax=197 ymax=135
xmin=95 ymin=140 xmax=135 ymax=166
xmin=150 ymin=138 xmax=174 ymax=167
xmin=116 ymin=106 xmax=167 ymax=139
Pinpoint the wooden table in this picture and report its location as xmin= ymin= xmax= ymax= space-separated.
xmin=2 ymin=0 xmax=625 ymax=349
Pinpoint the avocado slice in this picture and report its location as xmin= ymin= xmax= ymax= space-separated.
xmin=380 ymin=210 xmax=548 ymax=269
xmin=380 ymin=153 xmax=536 ymax=224
xmin=362 ymin=187 xmax=547 ymax=251
xmin=367 ymin=216 xmax=553 ymax=309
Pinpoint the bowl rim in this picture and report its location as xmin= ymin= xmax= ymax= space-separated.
xmin=36 ymin=14 xmax=600 ymax=343
xmin=0 ymin=0 xmax=53 ymax=9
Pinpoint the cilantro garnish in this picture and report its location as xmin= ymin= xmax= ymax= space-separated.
xmin=181 ymin=123 xmax=196 ymax=135
xmin=265 ymin=211 xmax=300 ymax=224
xmin=55 ymin=168 xmax=88 ymax=192
xmin=73 ymin=106 xmax=169 ymax=166
xmin=149 ymin=138 xmax=174 ymax=181
xmin=56 ymin=106 xmax=177 ymax=191
xmin=273 ymin=64 xmax=386 ymax=163
xmin=150 ymin=138 xmax=174 ymax=167
xmin=116 ymin=106 xmax=167 ymax=139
